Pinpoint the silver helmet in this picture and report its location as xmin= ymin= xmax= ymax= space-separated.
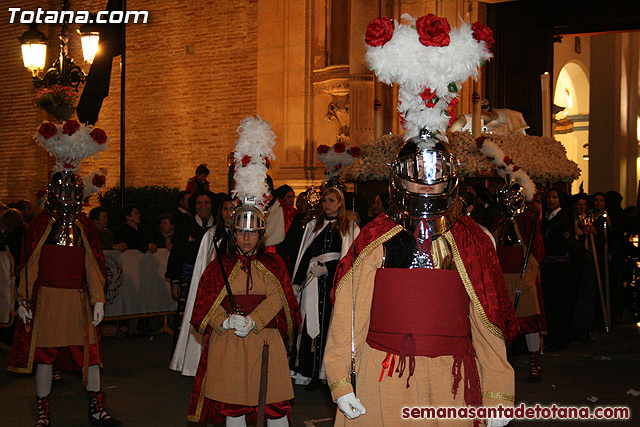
xmin=389 ymin=129 xmax=460 ymax=219
xmin=496 ymin=180 xmax=526 ymax=219
xmin=44 ymin=171 xmax=84 ymax=246
xmin=230 ymin=203 xmax=266 ymax=232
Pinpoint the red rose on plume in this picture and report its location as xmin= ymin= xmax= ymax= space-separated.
xmin=63 ymin=162 xmax=75 ymax=169
xmin=90 ymin=128 xmax=108 ymax=144
xmin=416 ymin=14 xmax=451 ymax=48
xmin=265 ymin=158 xmax=271 ymax=169
xmin=350 ymin=146 xmax=361 ymax=158
xmin=513 ymin=165 xmax=520 ymax=172
xmin=419 ymin=88 xmax=438 ymax=108
xmin=38 ymin=122 xmax=58 ymax=139
xmin=365 ymin=17 xmax=395 ymax=47
xmin=241 ymin=155 xmax=251 ymax=166
xmin=62 ymin=120 xmax=80 ymax=136
xmin=475 ymin=136 xmax=486 ymax=148
xmin=472 ymin=21 xmax=494 ymax=49
xmin=334 ymin=164 xmax=343 ymax=172
xmin=92 ymin=174 xmax=106 ymax=187
xmin=503 ymin=156 xmax=511 ymax=164
xmin=399 ymin=114 xmax=408 ymax=131
xmin=333 ymin=142 xmax=346 ymax=153
xmin=317 ymin=145 xmax=329 ymax=154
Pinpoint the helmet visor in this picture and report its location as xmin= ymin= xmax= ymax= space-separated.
xmin=392 ymin=149 xmax=458 ymax=186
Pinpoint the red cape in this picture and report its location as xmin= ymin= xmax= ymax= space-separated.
xmin=188 ymin=251 xmax=301 ymax=423
xmin=332 ymin=213 xmax=519 ymax=345
xmin=7 ymin=211 xmax=106 ymax=373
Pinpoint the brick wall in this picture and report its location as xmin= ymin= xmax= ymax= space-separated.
xmin=0 ymin=0 xmax=258 ymax=207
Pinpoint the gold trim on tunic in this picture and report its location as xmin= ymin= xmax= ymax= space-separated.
xmin=198 ymin=261 xmax=242 ymax=335
xmin=255 ymin=260 xmax=293 ymax=336
xmin=482 ymin=391 xmax=515 ymax=402
xmin=253 ymin=309 xmax=266 ymax=329
xmin=443 ymin=231 xmax=505 ymax=340
xmin=329 ymin=377 xmax=351 ymax=392
xmin=334 ymin=225 xmax=404 ymax=297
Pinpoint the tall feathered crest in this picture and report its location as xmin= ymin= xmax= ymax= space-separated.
xmin=365 ymin=13 xmax=494 ymax=143
xmin=232 ymin=115 xmax=276 ymax=208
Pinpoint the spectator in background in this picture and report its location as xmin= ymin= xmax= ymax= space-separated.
xmin=274 ymin=184 xmax=295 ymax=207
xmin=185 ymin=164 xmax=210 ymax=194
xmin=151 ymin=213 xmax=175 ymax=250
xmin=115 ymin=204 xmax=153 ymax=253
xmin=369 ymin=191 xmax=389 ymax=218
xmin=0 ymin=208 xmax=24 ymax=269
xmin=175 ymin=190 xmax=192 ymax=227
xmin=166 ymin=190 xmax=215 ymax=351
xmin=15 ymin=199 xmax=35 ymax=224
xmin=89 ymin=206 xmax=127 ymax=252
xmin=541 ymin=188 xmax=574 ymax=351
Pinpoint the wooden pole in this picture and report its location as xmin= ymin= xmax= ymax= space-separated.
xmin=541 ymin=72 xmax=551 ymax=138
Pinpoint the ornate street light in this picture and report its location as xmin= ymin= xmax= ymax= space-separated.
xmin=17 ymin=1 xmax=99 ymax=90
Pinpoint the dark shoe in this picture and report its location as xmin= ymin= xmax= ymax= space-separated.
xmin=52 ymin=369 xmax=65 ymax=387
xmin=35 ymin=395 xmax=51 ymax=427
xmin=525 ymin=350 xmax=541 ymax=383
xmin=88 ymin=390 xmax=122 ymax=426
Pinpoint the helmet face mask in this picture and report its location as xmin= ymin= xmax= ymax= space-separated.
xmin=496 ymin=181 xmax=526 ymax=219
xmin=389 ymin=135 xmax=460 ymax=219
xmin=45 ymin=171 xmax=84 ymax=225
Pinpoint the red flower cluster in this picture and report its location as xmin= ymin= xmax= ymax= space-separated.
xmin=317 ymin=145 xmax=329 ymax=154
xmin=416 ymin=14 xmax=451 ymax=47
xmin=90 ymin=128 xmax=108 ymax=144
xmin=241 ymin=155 xmax=251 ymax=166
xmin=472 ymin=21 xmax=494 ymax=49
xmin=265 ymin=158 xmax=271 ymax=169
xmin=399 ymin=113 xmax=407 ymax=131
xmin=63 ymin=162 xmax=75 ymax=169
xmin=349 ymin=146 xmax=361 ymax=158
xmin=365 ymin=17 xmax=395 ymax=47
xmin=447 ymin=98 xmax=459 ymax=127
xmin=92 ymin=174 xmax=106 ymax=187
xmin=333 ymin=164 xmax=343 ymax=172
xmin=419 ymin=88 xmax=438 ymax=108
xmin=62 ymin=120 xmax=80 ymax=136
xmin=38 ymin=122 xmax=58 ymax=139
xmin=503 ymin=156 xmax=511 ymax=164
xmin=333 ymin=142 xmax=346 ymax=153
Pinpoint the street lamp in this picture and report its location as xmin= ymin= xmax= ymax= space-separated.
xmin=17 ymin=1 xmax=99 ymax=90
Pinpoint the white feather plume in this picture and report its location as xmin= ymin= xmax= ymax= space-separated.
xmin=365 ymin=15 xmax=492 ymax=140
xmin=477 ymin=136 xmax=537 ymax=201
xmin=232 ymin=116 xmax=276 ymax=207
xmin=35 ymin=121 xmax=109 ymax=171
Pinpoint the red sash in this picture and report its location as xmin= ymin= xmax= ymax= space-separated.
xmin=496 ymin=246 xmax=524 ymax=274
xmin=36 ymin=245 xmax=86 ymax=289
xmin=367 ymin=268 xmax=481 ymax=408
xmin=220 ymin=294 xmax=277 ymax=328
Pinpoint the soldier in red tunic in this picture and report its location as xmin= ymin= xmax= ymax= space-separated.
xmin=8 ymin=172 xmax=120 ymax=427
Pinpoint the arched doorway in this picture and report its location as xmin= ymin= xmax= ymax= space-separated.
xmin=554 ymin=61 xmax=590 ymax=194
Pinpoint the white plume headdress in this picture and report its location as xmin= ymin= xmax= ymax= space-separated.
xmin=232 ymin=115 xmax=276 ymax=208
xmin=365 ymin=13 xmax=494 ymax=145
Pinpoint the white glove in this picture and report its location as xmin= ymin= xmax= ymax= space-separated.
xmin=222 ymin=314 xmax=245 ymax=330
xmin=309 ymin=263 xmax=328 ymax=277
xmin=234 ymin=315 xmax=255 ymax=337
xmin=18 ymin=305 xmax=32 ymax=324
xmin=336 ymin=392 xmax=366 ymax=419
xmin=487 ymin=417 xmax=512 ymax=427
xmin=92 ymin=302 xmax=104 ymax=326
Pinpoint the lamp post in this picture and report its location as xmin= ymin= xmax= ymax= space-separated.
xmin=17 ymin=0 xmax=98 ymax=90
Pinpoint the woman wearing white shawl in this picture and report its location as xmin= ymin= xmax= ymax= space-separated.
xmin=289 ymin=187 xmax=359 ymax=387
xmin=169 ymin=196 xmax=234 ymax=376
